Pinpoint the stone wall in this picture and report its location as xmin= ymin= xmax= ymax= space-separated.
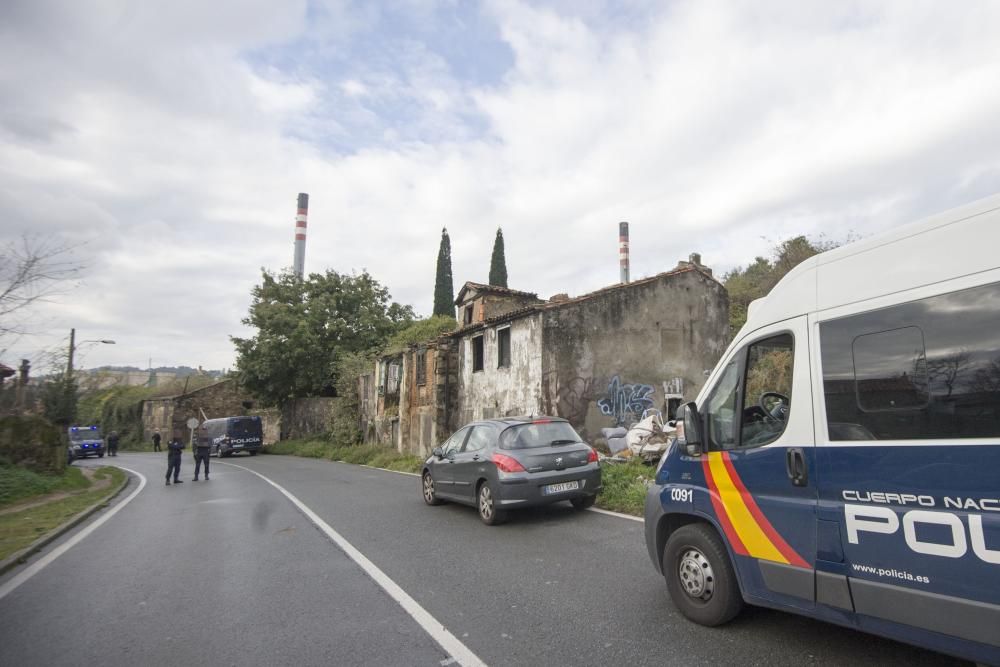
xmin=280 ymin=397 xmax=336 ymax=440
xmin=541 ymin=267 xmax=729 ymax=441
xmin=455 ymin=313 xmax=543 ymax=427
xmin=250 ymin=407 xmax=281 ymax=445
xmin=141 ymin=379 xmax=252 ymax=442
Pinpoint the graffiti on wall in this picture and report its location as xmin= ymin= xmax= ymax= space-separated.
xmin=597 ymin=376 xmax=655 ymax=426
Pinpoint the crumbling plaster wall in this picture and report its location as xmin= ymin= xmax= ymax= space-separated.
xmin=541 ymin=269 xmax=729 ymax=441
xmin=455 ymin=314 xmax=543 ymax=426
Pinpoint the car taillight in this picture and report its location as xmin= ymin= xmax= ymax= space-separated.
xmin=587 ymin=448 xmax=598 ymax=463
xmin=492 ymin=453 xmax=526 ymax=473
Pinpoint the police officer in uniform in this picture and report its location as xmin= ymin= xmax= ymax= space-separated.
xmin=193 ymin=430 xmax=211 ymax=481
xmin=165 ymin=432 xmax=184 ymax=485
xmin=107 ymin=431 xmax=120 ymax=457
xmin=152 ymin=430 xmax=162 ymax=452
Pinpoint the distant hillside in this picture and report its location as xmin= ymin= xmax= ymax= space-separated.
xmin=88 ymin=365 xmax=225 ymax=378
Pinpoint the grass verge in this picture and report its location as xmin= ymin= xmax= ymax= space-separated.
xmin=266 ymin=438 xmax=654 ymax=516
xmin=265 ymin=439 xmax=425 ymax=474
xmin=0 ymin=465 xmax=91 ymax=508
xmin=594 ymin=459 xmax=654 ymax=516
xmin=0 ymin=467 xmax=127 ymax=561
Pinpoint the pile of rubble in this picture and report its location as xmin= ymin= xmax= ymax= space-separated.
xmin=599 ymin=409 xmax=676 ymax=464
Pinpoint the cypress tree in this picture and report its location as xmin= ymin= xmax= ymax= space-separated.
xmin=433 ymin=227 xmax=455 ymax=317
xmin=488 ymin=227 xmax=508 ymax=288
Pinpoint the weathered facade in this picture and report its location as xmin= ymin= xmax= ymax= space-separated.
xmin=141 ymin=380 xmax=251 ymax=441
xmin=362 ymin=256 xmax=729 ymax=454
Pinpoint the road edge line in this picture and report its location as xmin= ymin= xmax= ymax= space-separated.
xmin=0 ymin=466 xmax=147 ymax=601
xmin=587 ymin=506 xmax=643 ymax=523
xmin=221 ymin=461 xmax=487 ymax=667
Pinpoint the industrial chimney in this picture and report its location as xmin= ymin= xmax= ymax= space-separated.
xmin=619 ymin=221 xmax=630 ymax=283
xmin=293 ymin=193 xmax=309 ymax=278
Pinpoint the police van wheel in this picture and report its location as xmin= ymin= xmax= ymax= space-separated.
xmin=663 ymin=524 xmax=743 ymax=626
xmin=98 ymin=452 xmax=105 ymax=458
xmin=249 ymin=450 xmax=257 ymax=456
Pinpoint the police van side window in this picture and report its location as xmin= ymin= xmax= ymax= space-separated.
xmin=705 ymin=360 xmax=740 ymax=450
xmin=821 ymin=280 xmax=1000 ymax=440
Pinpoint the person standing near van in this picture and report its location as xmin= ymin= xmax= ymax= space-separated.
xmin=193 ymin=436 xmax=211 ymax=481
xmin=152 ymin=430 xmax=161 ymax=452
xmin=107 ymin=431 xmax=120 ymax=457
xmin=165 ymin=432 xmax=184 ymax=485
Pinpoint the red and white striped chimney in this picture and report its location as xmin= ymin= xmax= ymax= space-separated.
xmin=293 ymin=193 xmax=308 ymax=277
xmin=619 ymin=221 xmax=630 ymax=283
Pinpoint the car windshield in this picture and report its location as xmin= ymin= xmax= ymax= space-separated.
xmin=69 ymin=428 xmax=101 ymax=441
xmin=499 ymin=422 xmax=583 ymax=449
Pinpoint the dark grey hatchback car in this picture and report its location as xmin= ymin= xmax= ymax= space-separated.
xmin=421 ymin=417 xmax=602 ymax=525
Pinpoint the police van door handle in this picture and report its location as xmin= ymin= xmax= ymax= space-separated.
xmin=785 ymin=448 xmax=808 ymax=487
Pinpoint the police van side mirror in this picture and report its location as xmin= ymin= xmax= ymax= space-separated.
xmin=679 ymin=402 xmax=705 ymax=457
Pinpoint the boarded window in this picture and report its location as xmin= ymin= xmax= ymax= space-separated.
xmin=497 ymin=327 xmax=511 ymax=368
xmin=464 ymin=305 xmax=474 ymax=325
xmin=472 ymin=335 xmax=484 ymax=372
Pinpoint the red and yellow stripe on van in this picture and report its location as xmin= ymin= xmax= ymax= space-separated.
xmin=702 ymin=452 xmax=810 ymax=568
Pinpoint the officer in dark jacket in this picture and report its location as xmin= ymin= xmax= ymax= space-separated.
xmin=165 ymin=433 xmax=184 ymax=485
xmin=107 ymin=431 xmax=120 ymax=457
xmin=193 ymin=432 xmax=211 ymax=481
xmin=152 ymin=430 xmax=161 ymax=452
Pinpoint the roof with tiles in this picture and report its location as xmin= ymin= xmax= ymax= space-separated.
xmin=454 ymin=281 xmax=541 ymax=305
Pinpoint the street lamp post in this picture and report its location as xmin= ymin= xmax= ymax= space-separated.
xmin=66 ymin=328 xmax=116 ymax=379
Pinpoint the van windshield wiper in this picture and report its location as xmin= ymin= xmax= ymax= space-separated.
xmin=549 ymin=439 xmax=577 ymax=445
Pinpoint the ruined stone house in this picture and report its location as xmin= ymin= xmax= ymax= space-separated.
xmin=141 ymin=379 xmax=252 ymax=441
xmin=361 ymin=255 xmax=729 ymax=455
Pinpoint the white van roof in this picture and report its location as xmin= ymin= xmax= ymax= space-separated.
xmin=740 ymin=192 xmax=1000 ymax=337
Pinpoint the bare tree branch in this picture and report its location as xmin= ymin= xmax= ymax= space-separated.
xmin=0 ymin=235 xmax=85 ymax=338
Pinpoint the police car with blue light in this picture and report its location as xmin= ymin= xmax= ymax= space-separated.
xmin=67 ymin=425 xmax=105 ymax=463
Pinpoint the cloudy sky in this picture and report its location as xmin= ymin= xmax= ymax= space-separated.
xmin=3 ymin=0 xmax=999 ymax=372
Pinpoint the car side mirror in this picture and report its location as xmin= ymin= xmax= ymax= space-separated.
xmin=432 ymin=447 xmax=444 ymax=459
xmin=679 ymin=402 xmax=705 ymax=457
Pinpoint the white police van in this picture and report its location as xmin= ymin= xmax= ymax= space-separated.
xmin=644 ymin=194 xmax=1000 ymax=665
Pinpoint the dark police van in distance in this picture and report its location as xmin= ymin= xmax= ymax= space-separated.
xmin=67 ymin=425 xmax=105 ymax=463
xmin=198 ymin=416 xmax=263 ymax=457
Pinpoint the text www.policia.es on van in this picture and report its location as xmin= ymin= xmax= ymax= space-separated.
xmin=851 ymin=562 xmax=931 ymax=584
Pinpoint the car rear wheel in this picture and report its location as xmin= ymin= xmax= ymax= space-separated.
xmin=477 ymin=481 xmax=507 ymax=525
xmin=422 ymin=471 xmax=442 ymax=506
xmin=663 ymin=524 xmax=743 ymax=626
xmin=570 ymin=495 xmax=596 ymax=510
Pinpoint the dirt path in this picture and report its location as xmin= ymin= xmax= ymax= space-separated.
xmin=0 ymin=467 xmax=115 ymax=517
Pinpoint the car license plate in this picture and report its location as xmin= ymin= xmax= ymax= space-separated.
xmin=543 ymin=481 xmax=579 ymax=495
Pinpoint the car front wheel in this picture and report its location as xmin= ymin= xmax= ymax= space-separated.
xmin=422 ymin=471 xmax=442 ymax=506
xmin=663 ymin=524 xmax=743 ymax=626
xmin=477 ymin=481 xmax=507 ymax=525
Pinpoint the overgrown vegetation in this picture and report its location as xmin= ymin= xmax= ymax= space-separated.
xmin=385 ymin=315 xmax=456 ymax=351
xmin=75 ymin=375 xmax=219 ymax=447
xmin=723 ymin=235 xmax=847 ymax=332
xmin=0 ymin=464 xmax=89 ymax=507
xmin=232 ymin=268 xmax=414 ymax=407
xmin=595 ymin=459 xmax=654 ymax=515
xmin=0 ymin=466 xmax=126 ymax=561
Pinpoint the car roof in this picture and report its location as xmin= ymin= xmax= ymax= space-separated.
xmin=469 ymin=416 xmax=569 ymax=428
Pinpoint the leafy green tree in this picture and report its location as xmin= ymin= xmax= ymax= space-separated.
xmin=385 ymin=315 xmax=457 ymax=351
xmin=433 ymin=227 xmax=454 ymax=317
xmin=724 ymin=235 xmax=842 ymax=332
xmin=232 ymin=269 xmax=414 ymax=406
xmin=489 ymin=227 xmax=508 ymax=287
xmin=41 ymin=372 xmax=77 ymax=426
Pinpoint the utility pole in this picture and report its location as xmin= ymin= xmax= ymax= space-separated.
xmin=67 ymin=327 xmax=76 ymax=378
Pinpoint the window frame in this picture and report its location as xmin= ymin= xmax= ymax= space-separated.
xmin=471 ymin=334 xmax=485 ymax=372
xmin=416 ymin=349 xmax=427 ymax=386
xmin=497 ymin=325 xmax=511 ymax=369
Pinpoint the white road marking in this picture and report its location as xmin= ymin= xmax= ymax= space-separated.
xmin=359 ymin=464 xmax=419 ymax=477
xmin=0 ymin=466 xmax=147 ymax=601
xmin=221 ymin=461 xmax=487 ymax=667
xmin=586 ymin=506 xmax=643 ymax=523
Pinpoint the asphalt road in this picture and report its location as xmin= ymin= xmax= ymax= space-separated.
xmin=0 ymin=452 xmax=968 ymax=666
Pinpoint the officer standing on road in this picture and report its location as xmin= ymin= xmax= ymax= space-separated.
xmin=165 ymin=431 xmax=184 ymax=485
xmin=107 ymin=431 xmax=120 ymax=457
xmin=193 ymin=430 xmax=211 ymax=481
xmin=152 ymin=429 xmax=161 ymax=452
